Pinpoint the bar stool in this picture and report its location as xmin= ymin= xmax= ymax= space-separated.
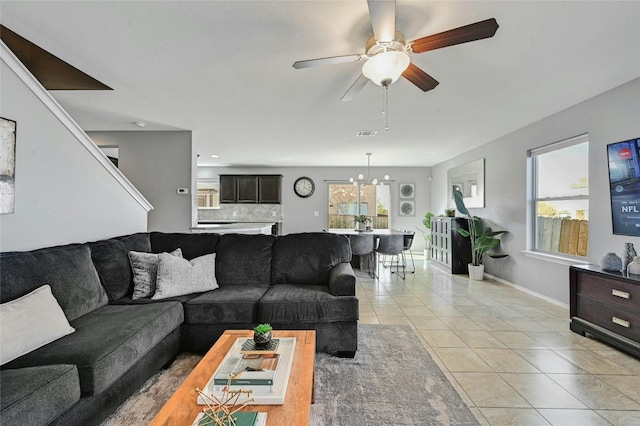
xmin=349 ymin=233 xmax=376 ymax=278
xmin=376 ymin=234 xmax=406 ymax=279
xmin=402 ymin=231 xmax=416 ymax=274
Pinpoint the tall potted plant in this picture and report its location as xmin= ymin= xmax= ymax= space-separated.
xmin=417 ymin=212 xmax=435 ymax=258
xmin=453 ymin=189 xmax=507 ymax=280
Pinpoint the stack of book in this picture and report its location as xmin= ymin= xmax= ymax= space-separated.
xmin=212 ymin=352 xmax=280 ymax=394
xmin=192 ymin=410 xmax=267 ymax=426
xmin=197 ymin=337 xmax=296 ymax=405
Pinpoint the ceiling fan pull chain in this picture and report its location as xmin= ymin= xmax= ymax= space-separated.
xmin=384 ymin=84 xmax=389 ymax=131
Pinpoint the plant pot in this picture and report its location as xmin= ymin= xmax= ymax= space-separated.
xmin=356 ymin=222 xmax=366 ymax=231
xmin=253 ymin=331 xmax=272 ymax=348
xmin=423 ymin=248 xmax=431 ymax=259
xmin=468 ymin=264 xmax=485 ymax=281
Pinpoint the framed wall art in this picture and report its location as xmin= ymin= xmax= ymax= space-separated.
xmin=399 ymin=200 xmax=415 ymax=216
xmin=399 ymin=182 xmax=415 ymax=199
xmin=0 ymin=117 xmax=16 ymax=214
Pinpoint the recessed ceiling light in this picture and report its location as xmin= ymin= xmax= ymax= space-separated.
xmin=134 ymin=121 xmax=146 ymax=128
xmin=356 ymin=130 xmax=377 ymax=137
xmin=210 ymin=154 xmax=219 ymax=158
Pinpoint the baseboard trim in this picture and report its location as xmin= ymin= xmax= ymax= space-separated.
xmin=484 ymin=272 xmax=569 ymax=309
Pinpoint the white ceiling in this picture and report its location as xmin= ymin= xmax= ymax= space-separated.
xmin=2 ymin=1 xmax=639 ymax=167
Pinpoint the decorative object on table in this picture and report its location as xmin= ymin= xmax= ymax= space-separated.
xmin=353 ymin=214 xmax=371 ymax=231
xmin=600 ymin=252 xmax=623 ymax=272
xmin=417 ymin=212 xmax=435 ymax=258
xmin=241 ymin=338 xmax=280 ymax=355
xmin=0 ymin=117 xmax=17 ymax=214
xmin=445 ymin=208 xmax=455 ymax=217
xmin=348 ymin=153 xmax=391 ymax=186
xmin=399 ymin=200 xmax=415 ymax=216
xmin=194 ymin=384 xmax=254 ymax=426
xmin=621 ymin=242 xmax=637 ymax=271
xmin=453 ymin=188 xmax=508 ymax=281
xmin=627 ymin=256 xmax=640 ymax=275
xmin=399 ymin=183 xmax=415 ymax=199
xmin=293 ymin=176 xmax=315 ymax=198
xmin=253 ymin=324 xmax=273 ymax=348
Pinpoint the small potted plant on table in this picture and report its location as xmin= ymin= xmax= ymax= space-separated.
xmin=253 ymin=323 xmax=273 ymax=348
xmin=353 ymin=215 xmax=371 ymax=231
xmin=453 ymin=189 xmax=508 ymax=280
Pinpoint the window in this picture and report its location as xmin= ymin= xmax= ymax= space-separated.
xmin=529 ymin=134 xmax=589 ymax=258
xmin=328 ymin=183 xmax=389 ymax=229
xmin=196 ymin=179 xmax=219 ymax=209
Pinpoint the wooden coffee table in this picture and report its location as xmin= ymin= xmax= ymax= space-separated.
xmin=150 ymin=329 xmax=315 ymax=426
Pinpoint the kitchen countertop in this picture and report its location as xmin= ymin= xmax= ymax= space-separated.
xmin=191 ymin=222 xmax=277 ymax=234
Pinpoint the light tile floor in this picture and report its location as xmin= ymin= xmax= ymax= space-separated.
xmin=358 ymin=257 xmax=640 ymax=426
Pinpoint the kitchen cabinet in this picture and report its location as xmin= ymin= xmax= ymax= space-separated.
xmin=570 ymin=265 xmax=640 ymax=357
xmin=219 ymin=175 xmax=282 ymax=204
xmin=430 ymin=217 xmax=472 ymax=274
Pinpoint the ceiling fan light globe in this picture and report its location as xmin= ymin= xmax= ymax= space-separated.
xmin=362 ymin=51 xmax=410 ymax=86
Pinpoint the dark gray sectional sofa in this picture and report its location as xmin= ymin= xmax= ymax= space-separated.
xmin=0 ymin=231 xmax=358 ymax=426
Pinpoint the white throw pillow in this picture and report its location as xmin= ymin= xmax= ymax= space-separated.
xmin=0 ymin=285 xmax=75 ymax=365
xmin=152 ymin=253 xmax=218 ymax=300
xmin=129 ymin=248 xmax=183 ymax=300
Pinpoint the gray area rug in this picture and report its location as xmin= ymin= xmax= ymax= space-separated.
xmin=310 ymin=325 xmax=479 ymax=426
xmin=101 ymin=325 xmax=479 ymax=425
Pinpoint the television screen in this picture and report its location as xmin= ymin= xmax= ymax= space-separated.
xmin=607 ymin=138 xmax=640 ymax=236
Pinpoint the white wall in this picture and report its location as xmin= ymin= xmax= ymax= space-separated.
xmin=431 ymin=77 xmax=640 ymax=305
xmin=90 ymin=131 xmax=193 ymax=233
xmin=198 ymin=166 xmax=432 ymax=250
xmin=0 ymin=60 xmax=149 ymax=251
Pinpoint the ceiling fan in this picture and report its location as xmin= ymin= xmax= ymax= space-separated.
xmin=292 ymin=0 xmax=499 ymax=102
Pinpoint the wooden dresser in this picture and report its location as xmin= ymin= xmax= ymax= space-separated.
xmin=430 ymin=217 xmax=472 ymax=274
xmin=570 ymin=264 xmax=640 ymax=357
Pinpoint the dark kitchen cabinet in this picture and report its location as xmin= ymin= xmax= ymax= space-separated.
xmin=236 ymin=176 xmax=258 ymax=203
xmin=219 ymin=175 xmax=282 ymax=204
xmin=219 ymin=175 xmax=236 ymax=203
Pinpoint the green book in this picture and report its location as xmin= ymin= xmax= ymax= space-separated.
xmin=197 ymin=410 xmax=258 ymax=426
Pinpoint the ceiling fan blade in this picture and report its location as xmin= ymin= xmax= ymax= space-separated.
xmin=292 ymin=54 xmax=365 ymax=69
xmin=341 ymin=74 xmax=369 ymax=102
xmin=402 ymin=63 xmax=439 ymax=92
xmin=367 ymin=0 xmax=396 ymax=43
xmin=410 ymin=18 xmax=499 ymax=54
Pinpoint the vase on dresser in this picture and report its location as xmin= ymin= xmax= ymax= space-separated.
xmin=627 ymin=256 xmax=640 ymax=275
xmin=621 ymin=243 xmax=637 ymax=271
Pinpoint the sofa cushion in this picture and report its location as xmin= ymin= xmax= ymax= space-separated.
xmin=183 ymin=285 xmax=269 ymax=324
xmin=152 ymin=253 xmax=218 ymax=299
xmin=3 ymin=302 xmax=183 ymax=397
xmin=150 ymin=232 xmax=219 ymax=260
xmin=1 ymin=285 xmax=75 ymax=365
xmin=259 ymin=284 xmax=359 ymax=324
xmin=271 ymin=233 xmax=352 ymax=285
xmin=129 ymin=248 xmax=183 ymax=300
xmin=90 ymin=233 xmax=151 ymax=300
xmin=0 ymin=243 xmax=107 ymax=322
xmin=215 ymin=234 xmax=275 ymax=286
xmin=0 ymin=364 xmax=80 ymax=426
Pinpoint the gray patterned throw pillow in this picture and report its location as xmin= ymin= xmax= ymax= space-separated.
xmin=129 ymin=249 xmax=182 ymax=300
xmin=152 ymin=253 xmax=218 ymax=300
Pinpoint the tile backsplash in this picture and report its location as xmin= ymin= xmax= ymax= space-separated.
xmin=198 ymin=204 xmax=283 ymax=222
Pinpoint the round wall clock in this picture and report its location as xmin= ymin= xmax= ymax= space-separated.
xmin=294 ymin=177 xmax=315 ymax=198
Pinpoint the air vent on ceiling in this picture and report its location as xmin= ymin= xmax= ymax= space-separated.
xmin=356 ymin=130 xmax=378 ymax=137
